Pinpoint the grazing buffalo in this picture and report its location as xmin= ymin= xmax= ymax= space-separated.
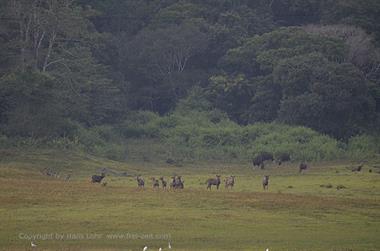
xmin=206 ymin=175 xmax=221 ymax=190
xmin=277 ymin=153 xmax=291 ymax=165
xmin=91 ymin=173 xmax=105 ymax=183
xmin=299 ymin=162 xmax=308 ymax=173
xmin=224 ymin=176 xmax=235 ymax=189
xmin=262 ymin=175 xmax=269 ymax=190
xmin=252 ymin=152 xmax=274 ymax=169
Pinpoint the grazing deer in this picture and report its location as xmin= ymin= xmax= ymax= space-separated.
xmin=159 ymin=177 xmax=167 ymax=189
xmin=91 ymin=173 xmax=105 ymax=183
xmin=262 ymin=175 xmax=269 ymax=190
xmin=136 ymin=176 xmax=145 ymax=188
xmin=224 ymin=176 xmax=235 ymax=189
xmin=206 ymin=175 xmax=221 ymax=190
xmin=352 ymin=164 xmax=363 ymax=172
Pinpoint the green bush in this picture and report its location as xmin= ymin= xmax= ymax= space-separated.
xmin=347 ymin=134 xmax=380 ymax=159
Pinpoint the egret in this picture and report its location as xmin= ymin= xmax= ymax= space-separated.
xmin=266 ymin=248 xmax=269 ymax=251
xmin=143 ymin=246 xmax=148 ymax=251
xmin=31 ymin=241 xmax=37 ymax=248
xmin=168 ymin=242 xmax=172 ymax=249
xmin=159 ymin=248 xmax=162 ymax=251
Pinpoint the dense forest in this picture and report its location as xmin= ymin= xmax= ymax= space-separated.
xmin=1 ymin=0 xmax=380 ymax=162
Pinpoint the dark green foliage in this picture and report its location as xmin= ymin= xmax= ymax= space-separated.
xmin=210 ymin=28 xmax=377 ymax=138
xmin=0 ymin=0 xmax=379 ymax=160
xmin=0 ymin=71 xmax=68 ymax=137
xmin=276 ymin=57 xmax=376 ymax=138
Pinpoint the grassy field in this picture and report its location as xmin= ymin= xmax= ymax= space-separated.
xmin=0 ymin=148 xmax=380 ymax=251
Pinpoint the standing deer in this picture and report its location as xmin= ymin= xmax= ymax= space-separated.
xmin=206 ymin=175 xmax=221 ymax=190
xmin=159 ymin=177 xmax=167 ymax=189
xmin=224 ymin=176 xmax=235 ymax=189
xmin=136 ymin=176 xmax=145 ymax=188
xmin=170 ymin=176 xmax=176 ymax=189
xmin=151 ymin=177 xmax=160 ymax=189
xmin=176 ymin=176 xmax=184 ymax=189
xmin=262 ymin=175 xmax=269 ymax=190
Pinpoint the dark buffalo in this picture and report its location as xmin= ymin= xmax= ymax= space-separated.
xmin=91 ymin=173 xmax=105 ymax=183
xmin=252 ymin=152 xmax=274 ymax=169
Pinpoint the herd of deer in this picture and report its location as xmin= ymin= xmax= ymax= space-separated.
xmin=136 ymin=176 xmax=185 ymax=189
xmin=135 ymin=174 xmax=237 ymax=190
xmin=89 ymin=163 xmax=311 ymax=190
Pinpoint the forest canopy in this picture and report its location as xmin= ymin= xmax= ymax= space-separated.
xmin=0 ymin=0 xmax=379 ymax=157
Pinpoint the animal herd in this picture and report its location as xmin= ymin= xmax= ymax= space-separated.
xmin=90 ymin=173 xmax=262 ymax=190
xmin=55 ymin=151 xmax=370 ymax=191
xmin=88 ymin=155 xmax=310 ymax=190
xmin=252 ymin=152 xmax=293 ymax=169
xmin=134 ymin=176 xmax=185 ymax=189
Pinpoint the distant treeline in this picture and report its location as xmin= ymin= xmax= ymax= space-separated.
xmin=1 ymin=90 xmax=378 ymax=163
xmin=0 ymin=0 xmax=379 ymax=159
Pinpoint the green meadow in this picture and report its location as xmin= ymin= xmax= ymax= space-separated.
xmin=0 ymin=149 xmax=379 ymax=251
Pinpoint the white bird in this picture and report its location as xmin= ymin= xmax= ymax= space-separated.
xmin=168 ymin=242 xmax=172 ymax=249
xmin=266 ymin=248 xmax=269 ymax=251
xmin=143 ymin=246 xmax=148 ymax=251
xmin=31 ymin=241 xmax=37 ymax=248
xmin=159 ymin=248 xmax=162 ymax=251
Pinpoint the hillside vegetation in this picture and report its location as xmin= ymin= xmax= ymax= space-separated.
xmin=0 ymin=0 xmax=380 ymax=163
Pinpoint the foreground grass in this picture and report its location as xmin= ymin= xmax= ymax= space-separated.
xmin=0 ymin=148 xmax=380 ymax=251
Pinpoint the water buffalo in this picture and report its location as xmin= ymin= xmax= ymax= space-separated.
xmin=252 ymin=152 xmax=274 ymax=169
xmin=91 ymin=173 xmax=105 ymax=183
